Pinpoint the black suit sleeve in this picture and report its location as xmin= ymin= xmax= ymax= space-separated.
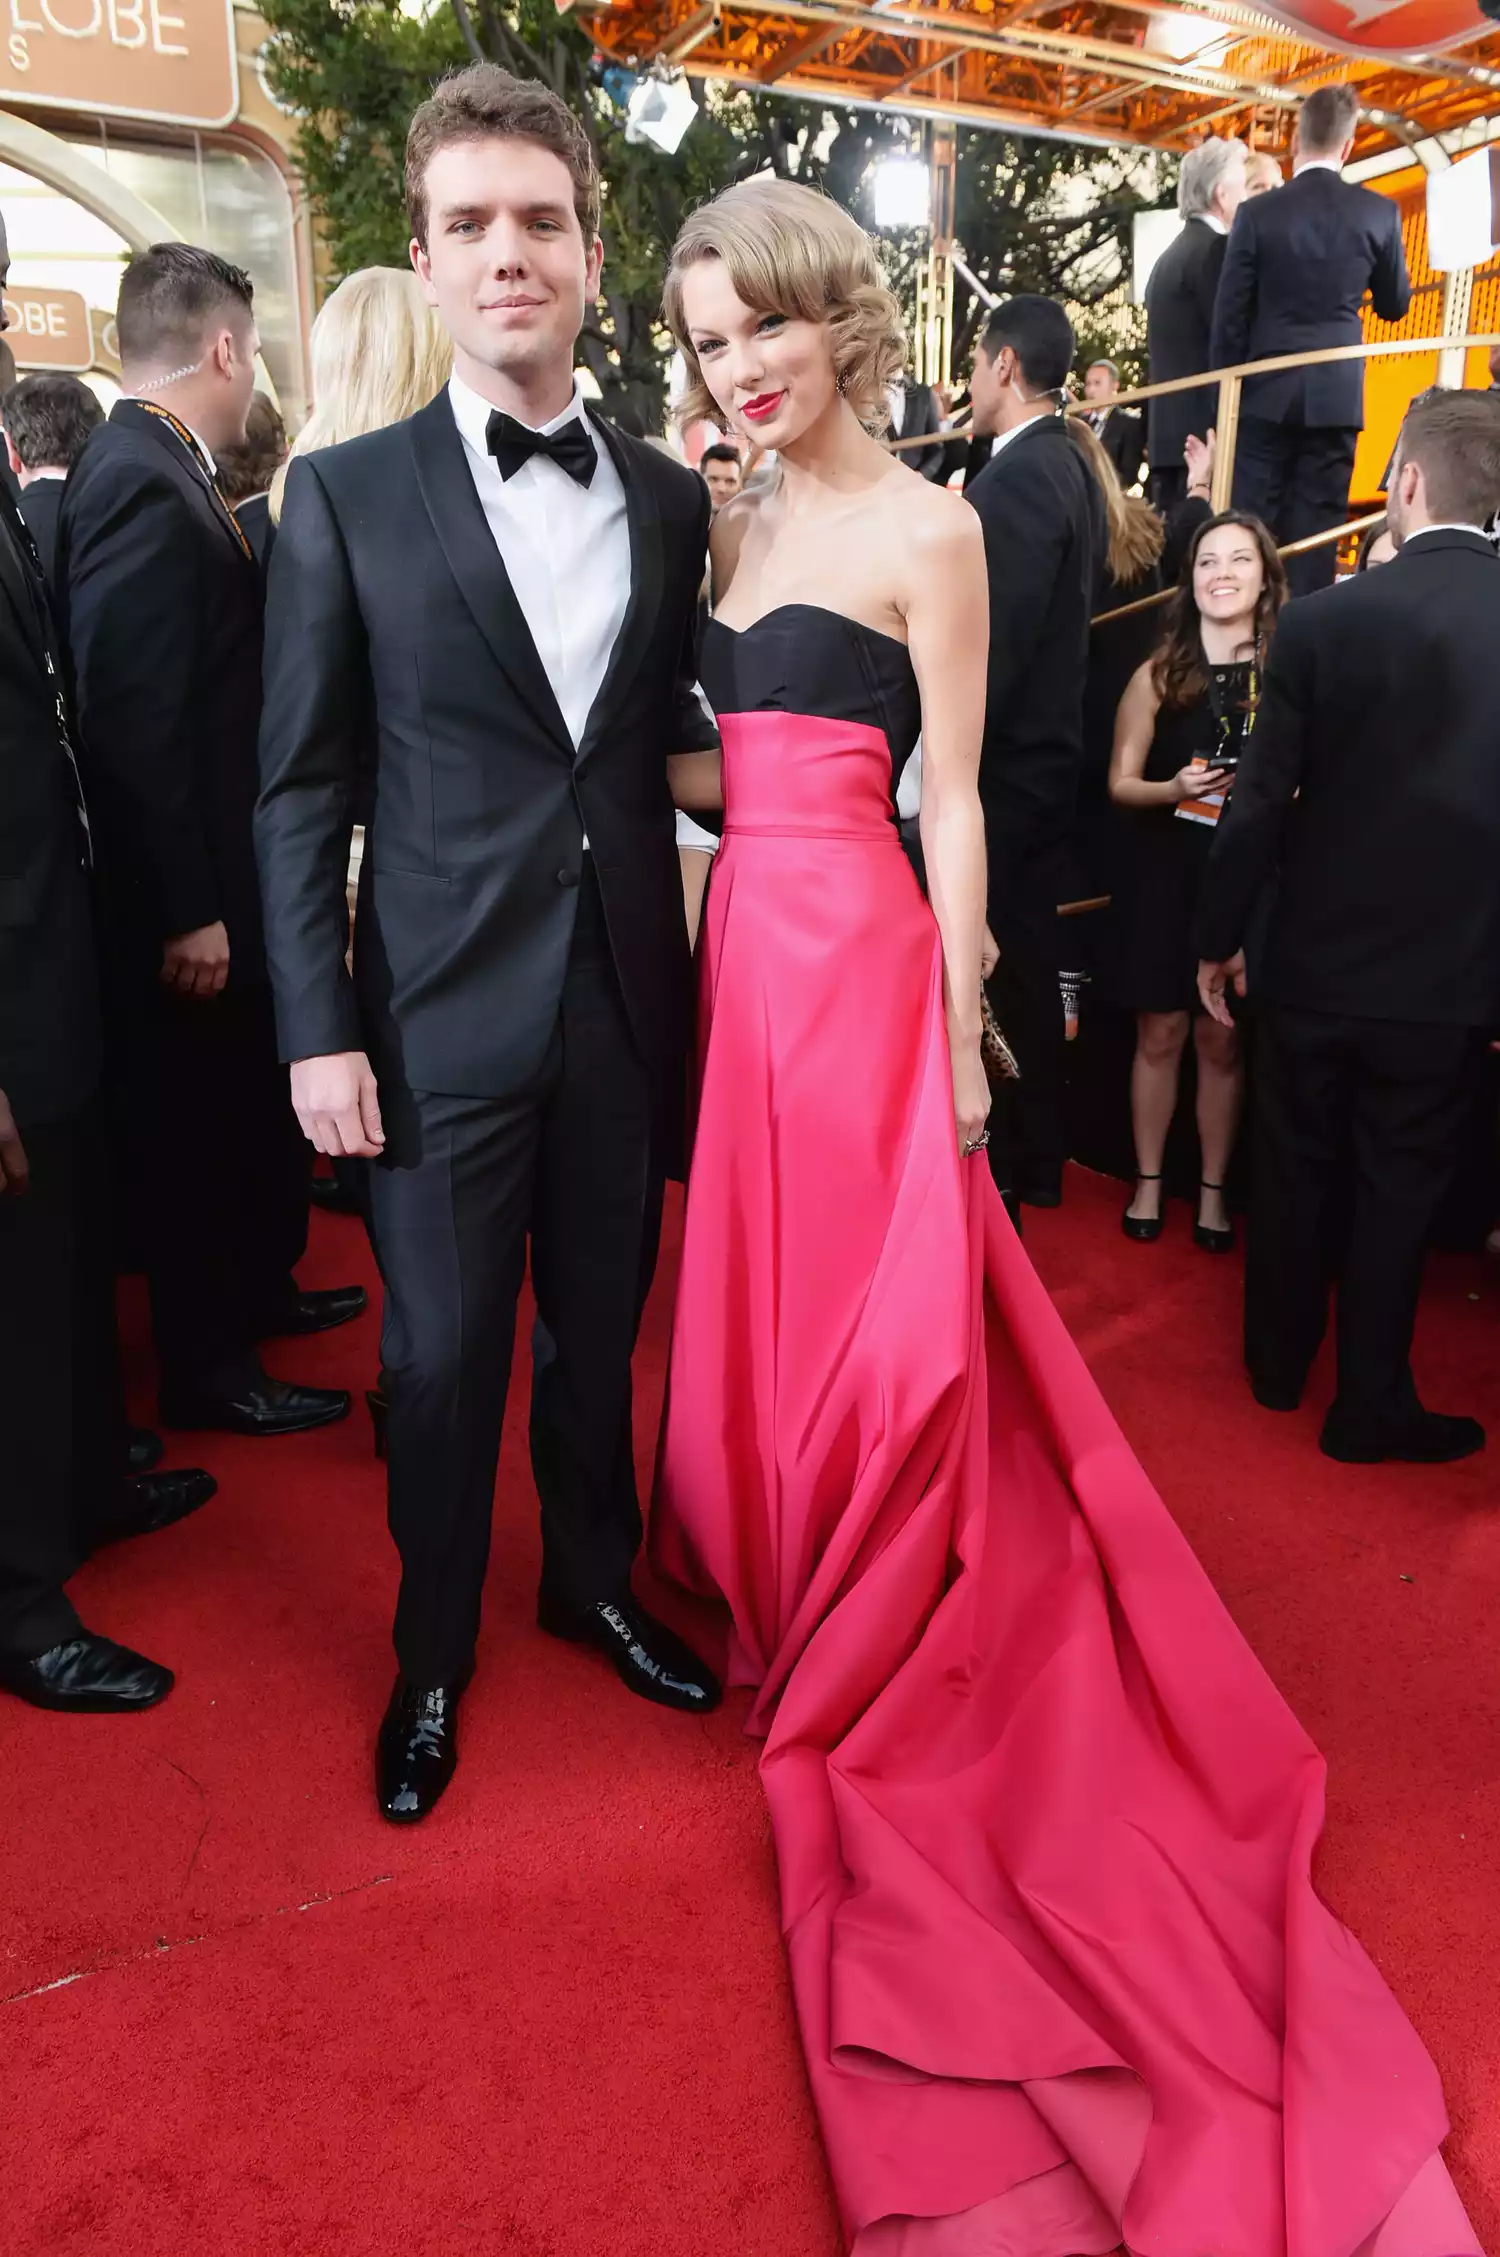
xmin=1370 ymin=200 xmax=1412 ymax=326
xmin=1194 ymin=602 xmax=1313 ymax=964
xmin=65 ymin=460 xmax=219 ymax=940
xmin=968 ymin=448 xmax=1072 ymax=726
xmin=254 ymin=457 xmax=365 ymax=1065
xmin=1160 ymin=492 xmax=1213 ymax=585
xmin=1209 ymin=212 xmax=1255 ymax=384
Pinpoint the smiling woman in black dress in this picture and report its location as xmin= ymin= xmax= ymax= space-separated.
xmin=1109 ymin=510 xmax=1286 ymax=1248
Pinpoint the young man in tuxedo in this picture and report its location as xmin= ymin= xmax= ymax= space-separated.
xmin=1197 ymin=388 xmax=1500 ymax=1464
xmin=965 ymin=297 xmax=1103 ymax=1216
xmin=1144 ymin=137 xmax=1248 ymax=513
xmin=1211 ymin=83 xmax=1410 ymax=594
xmin=1081 ymin=359 xmax=1143 ymax=488
xmin=2 ymin=372 xmax=103 ymax=587
xmin=58 ymin=249 xmax=356 ymax=1444
xmin=257 ymin=65 xmax=721 ymax=1824
xmin=0 ymin=218 xmax=216 ymax=1714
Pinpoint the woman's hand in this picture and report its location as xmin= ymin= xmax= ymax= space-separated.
xmin=952 ymin=1036 xmax=991 ymax=1157
xmin=981 ymin=926 xmax=999 ymax=980
xmin=1172 ymin=762 xmax=1229 ymax=803
xmin=1184 ymin=428 xmax=1216 ymax=496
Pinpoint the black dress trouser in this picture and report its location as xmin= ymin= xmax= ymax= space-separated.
xmin=1246 ymin=1005 xmax=1482 ymax=1426
xmin=369 ymin=864 xmax=666 ymax=1687
xmin=986 ymin=828 xmax=1068 ymax=1203
xmin=0 ymin=1100 xmax=126 ymax=1657
xmin=105 ymin=955 xmax=310 ymax=1394
xmin=1230 ymin=417 xmax=1359 ymax=597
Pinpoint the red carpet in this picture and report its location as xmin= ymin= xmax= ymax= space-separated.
xmin=3 ymin=1167 xmax=1497 ymax=2255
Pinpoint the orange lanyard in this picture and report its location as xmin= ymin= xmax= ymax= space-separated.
xmin=135 ymin=401 xmax=255 ymax=565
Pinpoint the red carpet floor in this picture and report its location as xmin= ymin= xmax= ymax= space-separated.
xmin=3 ymin=1167 xmax=1497 ymax=2256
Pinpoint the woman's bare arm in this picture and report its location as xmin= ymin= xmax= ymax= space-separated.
xmin=905 ymin=495 xmax=992 ymax=1153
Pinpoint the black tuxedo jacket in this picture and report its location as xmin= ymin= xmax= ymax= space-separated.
xmin=966 ymin=414 xmax=1103 ymax=863
xmin=895 ymin=382 xmax=948 ymax=481
xmin=0 ymin=494 xmax=101 ymax=1127
xmin=255 ymin=392 xmax=714 ymax=1117
xmin=17 ymin=476 xmax=63 ymax=590
xmin=1094 ymin=405 xmax=1144 ymax=487
xmin=1196 ymin=529 xmax=1500 ymax=1027
xmin=1144 ymin=217 xmax=1229 ymax=471
xmin=1210 ymin=169 xmax=1410 ymax=430
xmin=58 ymin=401 xmax=267 ymax=978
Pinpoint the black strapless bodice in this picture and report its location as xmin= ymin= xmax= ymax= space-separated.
xmin=700 ymin=606 xmax=922 ymax=804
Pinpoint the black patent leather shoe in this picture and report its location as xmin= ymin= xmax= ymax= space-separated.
xmin=1251 ymin=1376 xmax=1302 ymax=1413
xmin=160 ymin=1371 xmax=351 ymax=1438
xmin=538 ymin=1589 xmax=722 ymax=1714
xmin=0 ymin=1632 xmax=173 ymax=1713
xmin=377 ymin=1675 xmax=466 ymax=1823
xmin=97 ymin=1467 xmax=217 ymax=1547
xmin=1321 ymin=1407 xmax=1485 ymax=1466
xmin=125 ymin=1426 xmax=163 ymax=1478
xmin=259 ymin=1285 xmax=368 ymax=1338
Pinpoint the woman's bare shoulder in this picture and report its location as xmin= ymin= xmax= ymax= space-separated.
xmin=884 ymin=472 xmax=985 ymax=571
xmin=707 ymin=486 xmax=767 ymax=594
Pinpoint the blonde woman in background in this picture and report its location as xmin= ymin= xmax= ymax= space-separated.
xmin=269 ymin=266 xmax=452 ymax=522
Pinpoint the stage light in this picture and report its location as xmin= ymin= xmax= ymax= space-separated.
xmin=1427 ymin=145 xmax=1500 ymax=271
xmin=625 ymin=74 xmax=699 ymax=155
xmin=872 ymin=158 xmax=930 ymax=233
xmin=1144 ymin=10 xmax=1227 ymax=60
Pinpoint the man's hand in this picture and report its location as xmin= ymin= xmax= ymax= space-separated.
xmin=1197 ymin=951 xmax=1247 ymax=1028
xmin=161 ymin=921 xmax=230 ymax=1000
xmin=290 ymin=1052 xmax=385 ymax=1158
xmin=0 ymin=1087 xmax=29 ymax=1195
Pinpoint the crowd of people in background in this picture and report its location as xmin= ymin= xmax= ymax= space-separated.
xmin=2 ymin=71 xmax=1499 ymax=1725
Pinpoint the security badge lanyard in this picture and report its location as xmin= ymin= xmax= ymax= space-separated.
xmin=134 ymin=399 xmax=256 ymax=565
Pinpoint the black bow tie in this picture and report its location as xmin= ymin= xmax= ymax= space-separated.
xmin=485 ymin=409 xmax=597 ymax=488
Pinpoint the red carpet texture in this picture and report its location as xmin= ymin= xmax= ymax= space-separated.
xmin=3 ymin=1166 xmax=1497 ymax=2256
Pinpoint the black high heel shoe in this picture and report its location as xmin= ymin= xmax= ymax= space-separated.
xmin=1193 ymin=1181 xmax=1236 ymax=1254
xmin=1121 ymin=1173 xmax=1165 ymax=1243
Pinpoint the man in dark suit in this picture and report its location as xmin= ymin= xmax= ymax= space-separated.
xmin=965 ymin=296 xmax=1103 ymax=1214
xmin=1211 ymin=83 xmax=1410 ymax=594
xmin=257 ymin=65 xmax=720 ymax=1825
xmin=1144 ymin=136 xmax=1248 ymax=513
xmin=59 ymin=246 xmax=356 ymax=1442
xmin=888 ymin=371 xmax=949 ymax=480
xmin=0 ymin=223 xmax=218 ymax=1713
xmin=1 ymin=372 xmax=103 ymax=586
xmin=1081 ymin=359 xmax=1144 ymax=487
xmin=1196 ymin=388 xmax=1500 ymax=1463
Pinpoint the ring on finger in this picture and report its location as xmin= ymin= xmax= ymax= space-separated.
xmin=962 ymin=1129 xmax=990 ymax=1156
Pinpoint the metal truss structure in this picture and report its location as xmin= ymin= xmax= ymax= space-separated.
xmin=574 ymin=0 xmax=1500 ymax=159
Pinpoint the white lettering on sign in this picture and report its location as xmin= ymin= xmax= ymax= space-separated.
xmin=6 ymin=0 xmax=186 ymax=58
xmin=41 ymin=0 xmax=103 ymax=36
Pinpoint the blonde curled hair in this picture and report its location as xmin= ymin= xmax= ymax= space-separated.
xmin=664 ymin=177 xmax=907 ymax=437
xmin=270 ymin=266 xmax=453 ymax=518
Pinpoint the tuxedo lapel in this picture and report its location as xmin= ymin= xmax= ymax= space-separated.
xmin=577 ymin=411 xmax=662 ymax=766
xmin=408 ymin=392 xmax=571 ymax=757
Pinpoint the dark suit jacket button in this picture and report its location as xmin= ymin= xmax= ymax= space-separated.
xmin=557 ymin=867 xmax=579 ymax=887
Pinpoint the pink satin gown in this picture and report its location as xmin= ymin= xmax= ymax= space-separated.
xmin=650 ymin=604 xmax=1477 ymax=2257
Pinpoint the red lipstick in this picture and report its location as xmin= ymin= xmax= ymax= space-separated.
xmin=741 ymin=391 xmax=784 ymax=424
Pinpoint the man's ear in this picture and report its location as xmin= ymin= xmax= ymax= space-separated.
xmin=4 ymin=433 xmax=21 ymax=479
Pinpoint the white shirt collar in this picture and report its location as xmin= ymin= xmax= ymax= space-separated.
xmin=449 ymin=370 xmax=589 ymax=456
xmin=988 ymin=407 xmax=1056 ymax=459
xmin=1403 ymin=522 xmax=1489 ymax=542
xmin=1293 ymin=157 xmax=1342 ymax=177
xmin=1199 ymin=212 xmax=1228 ymax=237
xmin=183 ymin=422 xmax=216 ymax=477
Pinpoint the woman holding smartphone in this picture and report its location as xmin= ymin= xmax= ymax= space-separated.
xmin=1109 ymin=511 xmax=1286 ymax=1248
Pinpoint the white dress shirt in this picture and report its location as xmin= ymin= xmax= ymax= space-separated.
xmin=887 ymin=380 xmax=907 ymax=437
xmin=448 ymin=371 xmax=631 ymax=750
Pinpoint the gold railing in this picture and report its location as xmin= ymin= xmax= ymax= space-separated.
xmin=889 ymin=330 xmax=1500 ymax=516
